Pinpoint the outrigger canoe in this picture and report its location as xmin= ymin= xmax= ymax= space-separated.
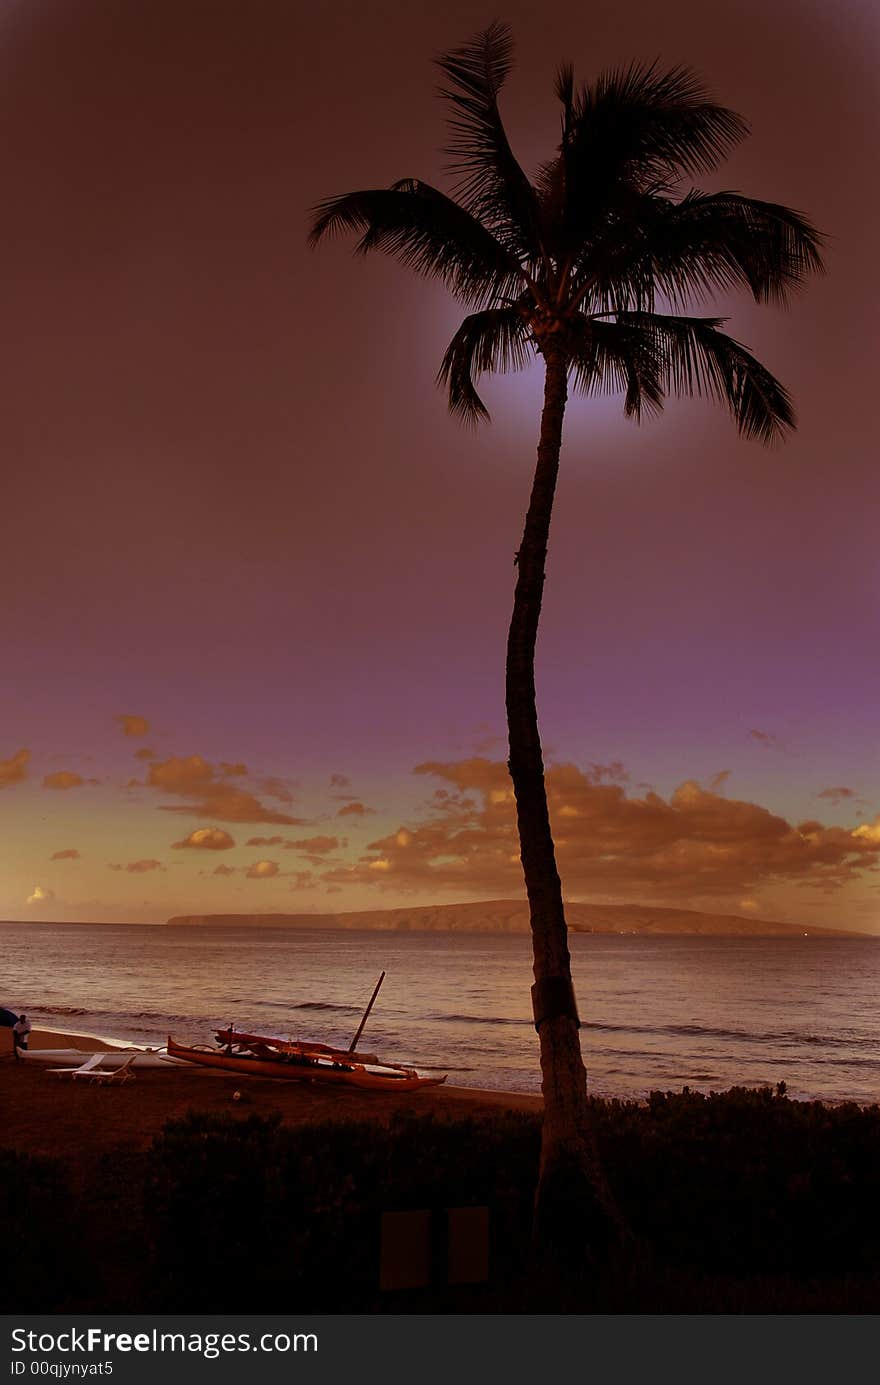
xmin=213 ymin=1027 xmax=381 ymax=1065
xmin=22 ymin=1046 xmax=187 ymax=1069
xmin=166 ymin=1036 xmax=447 ymax=1091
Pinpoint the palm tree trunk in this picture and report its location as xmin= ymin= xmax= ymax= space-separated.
xmin=506 ymin=344 xmax=615 ymax=1263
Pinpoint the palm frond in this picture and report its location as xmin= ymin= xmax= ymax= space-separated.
xmin=567 ymin=186 xmax=664 ymax=313
xmin=436 ymin=305 xmax=533 ymax=423
xmin=582 ymin=190 xmax=826 ymax=311
xmin=533 ymin=156 xmax=567 ymax=259
xmin=567 ymin=316 xmax=665 ymax=420
xmin=561 ymin=63 xmax=747 ymax=250
xmin=578 ymin=62 xmax=747 ymax=181
xmin=308 ymin=180 xmax=524 ymax=308
xmin=656 ymin=191 xmax=827 ymax=304
xmin=435 ymin=20 xmax=543 ymax=259
xmin=617 ymin=312 xmax=795 ymax=442
xmin=555 ymin=64 xmax=575 ymax=124
xmin=569 ymin=187 xmax=826 ymax=317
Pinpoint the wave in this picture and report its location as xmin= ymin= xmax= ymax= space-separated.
xmin=580 ymin=1018 xmax=878 ymax=1051
xmin=803 ymin=1054 xmax=880 ymax=1071
xmin=130 ymin=1010 xmax=196 ymax=1022
xmin=426 ymin=1012 xmax=875 ymax=1049
xmin=426 ymin=1013 xmax=532 ymax=1027
xmin=38 ymin=1000 xmax=878 ymax=1062
xmin=290 ymin=1001 xmax=360 ymax=1014
xmin=37 ymin=1006 xmax=195 ymax=1025
xmin=660 ymin=1022 xmax=878 ymax=1051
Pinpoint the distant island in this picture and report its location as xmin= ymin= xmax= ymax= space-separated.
xmin=167 ymin=899 xmax=868 ymax=937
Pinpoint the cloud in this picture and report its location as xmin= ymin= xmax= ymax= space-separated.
xmin=586 ymin=761 xmax=629 ymax=784
xmin=148 ymin=755 xmax=214 ymax=794
xmin=852 ymin=817 xmax=880 ymax=845
xmin=259 ymin=777 xmax=294 ymax=805
xmin=0 ymin=748 xmax=29 ymax=789
xmin=172 ymin=827 xmax=236 ymax=851
xmin=26 ymin=885 xmax=55 ymax=905
xmin=43 ymin=771 xmax=85 ymax=790
xmin=330 ymin=774 xmax=350 ymax=790
xmin=116 ymin=715 xmax=150 ymax=738
xmin=109 ymin=859 xmax=163 ymax=873
xmin=817 ymin=786 xmax=857 ymax=807
xmin=709 ymin=771 xmax=731 ymax=792
xmin=321 ymin=757 xmax=880 ymax=904
xmin=285 ymin=836 xmax=339 ymax=855
xmin=213 ymin=864 xmax=237 ymax=876
xmin=145 ymin=754 xmax=306 ymax=824
xmin=50 ymin=849 xmax=80 ymax=860
xmin=289 ymin=870 xmax=316 ymax=889
xmin=193 ymin=781 xmax=300 ymax=826
xmin=220 ymin=762 xmax=248 ymax=777
xmin=134 ymin=747 xmax=157 ymax=761
xmin=748 ymin=729 xmax=778 ymax=748
xmin=337 ymin=801 xmax=374 ymax=818
xmin=246 ymin=859 xmax=279 ymax=879
xmin=246 ymin=835 xmax=286 ymax=847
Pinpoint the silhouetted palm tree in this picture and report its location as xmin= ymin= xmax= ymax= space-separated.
xmin=309 ymin=21 xmax=824 ymax=1257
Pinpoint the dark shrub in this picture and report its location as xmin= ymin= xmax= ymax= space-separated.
xmin=0 ymin=1148 xmax=77 ymax=1311
xmin=19 ymin=1087 xmax=878 ymax=1312
xmin=144 ymin=1108 xmax=540 ymax=1311
xmin=593 ymin=1088 xmax=880 ymax=1276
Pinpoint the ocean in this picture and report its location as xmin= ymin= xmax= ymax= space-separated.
xmin=3 ymin=921 xmax=879 ymax=1103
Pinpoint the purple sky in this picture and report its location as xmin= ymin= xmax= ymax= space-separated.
xmin=1 ymin=0 xmax=878 ymax=928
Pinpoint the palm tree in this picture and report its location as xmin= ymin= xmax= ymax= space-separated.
xmin=309 ymin=21 xmax=824 ymax=1257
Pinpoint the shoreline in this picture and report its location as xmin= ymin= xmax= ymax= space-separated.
xmin=29 ymin=1025 xmax=142 ymax=1052
xmin=20 ymin=1023 xmax=544 ymax=1108
xmin=18 ymin=1024 xmax=877 ymax=1111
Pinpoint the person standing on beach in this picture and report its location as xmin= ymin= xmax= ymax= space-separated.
xmin=12 ymin=1014 xmax=31 ymax=1061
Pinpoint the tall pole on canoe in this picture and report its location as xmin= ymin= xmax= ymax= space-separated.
xmin=348 ymin=971 xmax=385 ymax=1053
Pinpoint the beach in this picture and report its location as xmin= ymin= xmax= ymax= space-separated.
xmin=2 ymin=1025 xmax=541 ymax=1170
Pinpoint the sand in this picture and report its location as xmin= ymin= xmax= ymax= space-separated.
xmin=29 ymin=1026 xmax=128 ymax=1052
xmin=1 ymin=1026 xmax=542 ymax=1168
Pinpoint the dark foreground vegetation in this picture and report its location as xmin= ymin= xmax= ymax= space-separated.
xmin=3 ymin=1087 xmax=879 ymax=1313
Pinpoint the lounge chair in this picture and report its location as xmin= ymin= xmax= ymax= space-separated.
xmin=46 ymin=1053 xmax=106 ymax=1078
xmin=74 ymin=1054 xmax=137 ymax=1085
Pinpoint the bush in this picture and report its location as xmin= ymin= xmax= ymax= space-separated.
xmin=143 ymin=1108 xmax=540 ymax=1310
xmin=593 ymin=1087 xmax=880 ymax=1276
xmin=9 ymin=1086 xmax=880 ymax=1311
xmin=0 ymin=1149 xmax=77 ymax=1311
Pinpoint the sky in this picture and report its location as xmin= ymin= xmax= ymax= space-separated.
xmin=1 ymin=0 xmax=878 ymax=929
